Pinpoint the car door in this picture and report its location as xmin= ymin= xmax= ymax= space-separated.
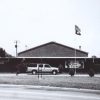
xmin=44 ymin=64 xmax=52 ymax=73
xmin=38 ymin=64 xmax=43 ymax=72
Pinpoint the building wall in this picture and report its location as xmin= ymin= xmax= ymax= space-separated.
xmin=0 ymin=57 xmax=100 ymax=73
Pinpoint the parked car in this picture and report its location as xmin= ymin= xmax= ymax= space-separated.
xmin=26 ymin=63 xmax=59 ymax=75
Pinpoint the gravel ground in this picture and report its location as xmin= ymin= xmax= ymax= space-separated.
xmin=0 ymin=73 xmax=100 ymax=90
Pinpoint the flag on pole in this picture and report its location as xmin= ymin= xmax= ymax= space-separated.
xmin=75 ymin=25 xmax=81 ymax=35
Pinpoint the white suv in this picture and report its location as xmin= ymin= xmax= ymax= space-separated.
xmin=26 ymin=63 xmax=59 ymax=75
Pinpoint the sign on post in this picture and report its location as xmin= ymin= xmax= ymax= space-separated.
xmin=65 ymin=60 xmax=84 ymax=69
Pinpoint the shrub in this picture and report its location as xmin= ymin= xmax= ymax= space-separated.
xmin=88 ymin=68 xmax=95 ymax=77
xmin=69 ymin=69 xmax=75 ymax=76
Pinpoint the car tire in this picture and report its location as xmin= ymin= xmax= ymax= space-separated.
xmin=52 ymin=70 xmax=57 ymax=75
xmin=32 ymin=70 xmax=37 ymax=75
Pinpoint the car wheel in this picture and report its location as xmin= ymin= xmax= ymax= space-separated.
xmin=52 ymin=70 xmax=57 ymax=75
xmin=32 ymin=70 xmax=37 ymax=75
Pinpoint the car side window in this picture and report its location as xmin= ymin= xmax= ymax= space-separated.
xmin=45 ymin=65 xmax=50 ymax=68
xmin=39 ymin=64 xmax=43 ymax=68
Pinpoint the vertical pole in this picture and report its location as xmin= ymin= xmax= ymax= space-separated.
xmin=74 ymin=32 xmax=77 ymax=75
xmin=74 ymin=25 xmax=81 ymax=74
xmin=41 ymin=57 xmax=42 ymax=78
xmin=15 ymin=41 xmax=18 ymax=57
xmin=38 ymin=65 xmax=39 ymax=79
xmin=75 ymin=48 xmax=76 ymax=74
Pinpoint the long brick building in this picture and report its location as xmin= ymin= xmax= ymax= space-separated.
xmin=17 ymin=42 xmax=89 ymax=73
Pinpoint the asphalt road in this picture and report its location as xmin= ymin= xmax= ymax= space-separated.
xmin=0 ymin=85 xmax=100 ymax=100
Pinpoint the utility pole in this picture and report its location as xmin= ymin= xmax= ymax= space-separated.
xmin=14 ymin=40 xmax=18 ymax=57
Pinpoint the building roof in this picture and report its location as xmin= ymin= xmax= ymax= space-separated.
xmin=18 ymin=41 xmax=88 ymax=57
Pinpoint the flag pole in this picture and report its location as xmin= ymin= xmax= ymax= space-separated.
xmin=74 ymin=25 xmax=81 ymax=74
xmin=75 ymin=47 xmax=76 ymax=74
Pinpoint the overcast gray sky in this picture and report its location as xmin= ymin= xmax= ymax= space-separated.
xmin=0 ymin=0 xmax=100 ymax=57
